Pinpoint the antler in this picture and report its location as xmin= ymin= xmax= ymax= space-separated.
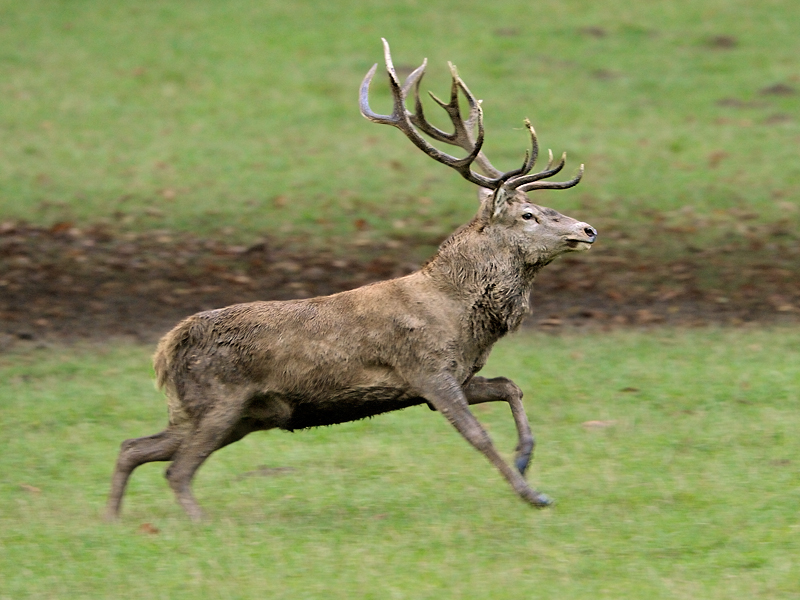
xmin=406 ymin=60 xmax=506 ymax=179
xmin=360 ymin=39 xmax=583 ymax=193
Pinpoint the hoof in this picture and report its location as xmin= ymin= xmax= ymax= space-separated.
xmin=187 ymin=510 xmax=204 ymax=523
xmin=529 ymin=492 xmax=553 ymax=508
xmin=103 ymin=511 xmax=119 ymax=523
xmin=515 ymin=455 xmax=531 ymax=476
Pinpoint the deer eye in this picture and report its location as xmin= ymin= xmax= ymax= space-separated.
xmin=522 ymin=212 xmax=537 ymax=222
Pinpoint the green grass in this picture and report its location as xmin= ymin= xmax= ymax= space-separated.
xmin=1 ymin=328 xmax=799 ymax=598
xmin=3 ymin=5 xmax=798 ymax=597
xmin=1 ymin=0 xmax=799 ymax=245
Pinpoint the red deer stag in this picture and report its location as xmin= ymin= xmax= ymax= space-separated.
xmin=106 ymin=39 xmax=597 ymax=521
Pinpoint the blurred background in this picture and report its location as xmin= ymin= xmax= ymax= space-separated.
xmin=1 ymin=0 xmax=798 ymax=341
xmin=2 ymin=2 xmax=799 ymax=598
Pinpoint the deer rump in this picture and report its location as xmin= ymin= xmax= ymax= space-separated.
xmin=154 ymin=293 xmax=443 ymax=433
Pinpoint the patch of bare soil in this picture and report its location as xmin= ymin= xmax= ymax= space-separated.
xmin=1 ymin=219 xmax=798 ymax=351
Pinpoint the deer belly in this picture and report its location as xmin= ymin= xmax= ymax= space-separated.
xmin=281 ymin=387 xmax=424 ymax=430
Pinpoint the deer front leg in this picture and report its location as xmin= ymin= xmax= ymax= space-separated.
xmin=419 ymin=375 xmax=551 ymax=508
xmin=463 ymin=376 xmax=535 ymax=476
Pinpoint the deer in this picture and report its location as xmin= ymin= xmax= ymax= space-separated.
xmin=106 ymin=39 xmax=597 ymax=521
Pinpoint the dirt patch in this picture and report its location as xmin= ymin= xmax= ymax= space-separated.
xmin=1 ymin=219 xmax=798 ymax=350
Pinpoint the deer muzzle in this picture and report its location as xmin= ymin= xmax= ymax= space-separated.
xmin=565 ymin=223 xmax=597 ymax=250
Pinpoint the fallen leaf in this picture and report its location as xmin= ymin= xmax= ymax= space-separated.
xmin=579 ymin=26 xmax=606 ymax=37
xmin=760 ymin=83 xmax=795 ymax=96
xmin=706 ymin=35 xmax=737 ymax=49
xmin=708 ymin=151 xmax=729 ymax=168
xmin=494 ymin=28 xmax=519 ymax=37
xmin=716 ymin=98 xmax=766 ymax=108
xmin=223 ymin=274 xmax=252 ymax=285
xmin=49 ymin=221 xmax=74 ymax=234
xmin=582 ymin=420 xmax=617 ymax=429
xmin=137 ymin=523 xmax=160 ymax=535
xmin=636 ymin=309 xmax=665 ymax=324
xmin=763 ymin=113 xmax=793 ymax=125
xmin=592 ymin=69 xmax=619 ymax=80
xmin=236 ymin=466 xmax=296 ymax=481
xmin=538 ymin=317 xmax=563 ymax=327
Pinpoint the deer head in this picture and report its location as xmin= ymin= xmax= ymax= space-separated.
xmin=360 ymin=39 xmax=597 ymax=267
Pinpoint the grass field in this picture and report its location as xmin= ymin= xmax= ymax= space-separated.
xmin=1 ymin=2 xmax=799 ymax=598
xmin=1 ymin=0 xmax=799 ymax=245
xmin=1 ymin=328 xmax=799 ymax=599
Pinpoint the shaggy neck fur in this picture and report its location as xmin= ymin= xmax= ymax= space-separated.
xmin=423 ymin=217 xmax=545 ymax=348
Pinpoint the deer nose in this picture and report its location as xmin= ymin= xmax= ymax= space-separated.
xmin=579 ymin=224 xmax=597 ymax=242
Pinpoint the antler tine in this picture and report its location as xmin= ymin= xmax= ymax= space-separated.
xmin=407 ymin=68 xmax=464 ymax=147
xmin=506 ymin=150 xmax=567 ymax=190
xmin=360 ymin=39 xmax=578 ymax=194
xmin=408 ymin=61 xmax=507 ymax=179
xmin=414 ymin=71 xmax=542 ymax=184
xmin=495 ymin=118 xmax=540 ymax=184
xmin=410 ymin=60 xmax=498 ymax=182
xmin=545 ymin=148 xmax=555 ymax=170
xmin=400 ymin=60 xmax=427 ymax=98
xmin=360 ymin=39 xmax=497 ymax=189
xmin=515 ymin=163 xmax=584 ymax=193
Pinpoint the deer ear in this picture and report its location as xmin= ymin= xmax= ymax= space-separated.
xmin=477 ymin=187 xmax=493 ymax=205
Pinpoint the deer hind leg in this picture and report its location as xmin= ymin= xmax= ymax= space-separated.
xmin=106 ymin=428 xmax=185 ymax=520
xmin=463 ymin=376 xmax=535 ymax=476
xmin=164 ymin=398 xmax=250 ymax=522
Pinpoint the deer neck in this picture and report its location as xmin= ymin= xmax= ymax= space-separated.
xmin=422 ymin=225 xmax=542 ymax=345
